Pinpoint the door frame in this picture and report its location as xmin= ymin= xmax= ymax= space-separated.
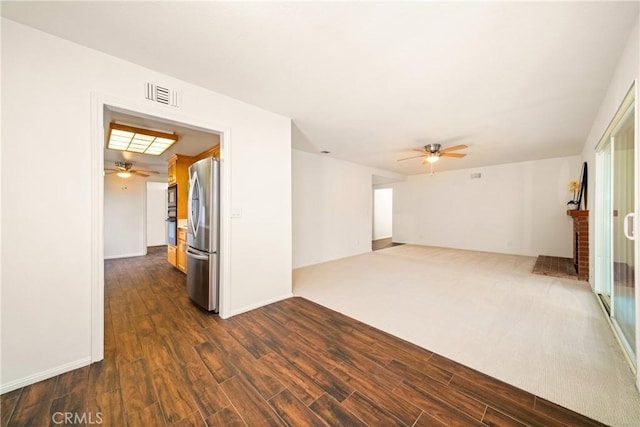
xmin=594 ymin=81 xmax=640 ymax=382
xmin=90 ymin=93 xmax=232 ymax=362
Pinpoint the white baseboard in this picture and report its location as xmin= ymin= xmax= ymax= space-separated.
xmin=0 ymin=357 xmax=92 ymax=394
xmin=104 ymin=252 xmax=146 ymax=260
xmin=223 ymin=292 xmax=293 ymax=319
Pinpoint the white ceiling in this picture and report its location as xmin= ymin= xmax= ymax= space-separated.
xmin=3 ymin=1 xmax=638 ymax=175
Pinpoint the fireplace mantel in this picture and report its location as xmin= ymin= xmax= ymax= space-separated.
xmin=567 ymin=210 xmax=589 ymax=218
xmin=567 ymin=210 xmax=589 ymax=280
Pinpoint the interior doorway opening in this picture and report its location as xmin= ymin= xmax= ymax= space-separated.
xmin=372 ymin=187 xmax=396 ymax=251
xmin=91 ymin=95 xmax=231 ymax=362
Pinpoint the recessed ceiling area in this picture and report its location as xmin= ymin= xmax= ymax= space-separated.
xmin=4 ymin=2 xmax=638 ymax=175
xmin=103 ymin=106 xmax=220 ymax=175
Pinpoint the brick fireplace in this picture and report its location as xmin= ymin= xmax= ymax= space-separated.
xmin=567 ymin=210 xmax=589 ymax=280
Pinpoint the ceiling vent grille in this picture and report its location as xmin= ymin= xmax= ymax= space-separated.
xmin=145 ymin=83 xmax=180 ymax=108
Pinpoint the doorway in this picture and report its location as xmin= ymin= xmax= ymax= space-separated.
xmin=372 ymin=188 xmax=394 ymax=251
xmin=595 ymin=83 xmax=637 ymax=367
xmin=91 ymin=94 xmax=231 ymax=362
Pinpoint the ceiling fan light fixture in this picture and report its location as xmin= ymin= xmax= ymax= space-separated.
xmin=117 ymin=171 xmax=131 ymax=178
xmin=107 ymin=122 xmax=178 ymax=156
xmin=424 ymin=154 xmax=440 ymax=164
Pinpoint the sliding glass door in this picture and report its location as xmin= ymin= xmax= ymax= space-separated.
xmin=612 ymin=105 xmax=636 ymax=356
xmin=595 ymin=85 xmax=636 ymax=364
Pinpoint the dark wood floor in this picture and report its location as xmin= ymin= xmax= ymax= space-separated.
xmin=372 ymin=238 xmax=403 ymax=251
xmin=1 ymin=246 xmax=606 ymax=426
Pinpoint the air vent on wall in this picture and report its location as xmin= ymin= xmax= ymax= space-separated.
xmin=145 ymin=82 xmax=180 ymax=108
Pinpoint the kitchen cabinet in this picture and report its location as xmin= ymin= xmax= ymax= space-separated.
xmin=177 ymin=227 xmax=187 ymax=273
xmin=167 ymin=154 xmax=195 ymax=219
xmin=168 ymin=158 xmax=177 ymax=185
xmin=167 ymin=244 xmax=177 ymax=267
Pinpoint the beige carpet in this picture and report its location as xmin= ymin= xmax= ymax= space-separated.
xmin=293 ymin=244 xmax=640 ymax=427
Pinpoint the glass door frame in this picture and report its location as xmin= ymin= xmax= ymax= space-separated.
xmin=594 ymin=81 xmax=638 ymax=373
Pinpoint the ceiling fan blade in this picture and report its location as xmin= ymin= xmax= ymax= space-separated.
xmin=397 ymin=155 xmax=426 ymax=162
xmin=132 ymin=171 xmax=150 ymax=177
xmin=134 ymin=169 xmax=160 ymax=174
xmin=412 ymin=148 xmax=429 ymax=154
xmin=440 ymin=144 xmax=468 ymax=153
xmin=441 ymin=152 xmax=467 ymax=158
xmin=104 ymin=168 xmax=118 ymax=172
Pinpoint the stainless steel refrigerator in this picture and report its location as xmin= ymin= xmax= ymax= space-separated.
xmin=187 ymin=157 xmax=220 ymax=312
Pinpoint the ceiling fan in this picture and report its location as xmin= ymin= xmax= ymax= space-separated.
xmin=398 ymin=144 xmax=468 ymax=165
xmin=104 ymin=161 xmax=159 ymax=178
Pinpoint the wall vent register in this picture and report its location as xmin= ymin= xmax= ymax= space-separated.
xmin=145 ymin=82 xmax=180 ymax=108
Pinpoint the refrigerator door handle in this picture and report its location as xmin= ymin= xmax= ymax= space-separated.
xmin=187 ymin=248 xmax=209 ymax=261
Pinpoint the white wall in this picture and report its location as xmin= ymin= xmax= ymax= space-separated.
xmin=1 ymin=19 xmax=292 ymax=391
xmin=103 ymin=174 xmax=146 ymax=258
xmin=146 ymin=181 xmax=168 ymax=247
xmin=392 ymin=156 xmax=582 ymax=257
xmin=373 ymin=188 xmax=393 ymax=240
xmin=292 ymin=150 xmax=373 ymax=268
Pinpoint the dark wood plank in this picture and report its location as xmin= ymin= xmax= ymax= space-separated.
xmin=194 ymin=341 xmax=238 ymax=384
xmin=151 ymin=365 xmax=198 ymax=424
xmin=268 ymin=389 xmax=326 ymax=427
xmin=132 ymin=314 xmax=156 ymax=337
xmin=413 ymin=411 xmax=448 ymax=426
xmin=171 ymin=411 xmax=207 ymax=427
xmin=54 ymin=366 xmax=89 ymax=398
xmin=114 ymin=329 xmax=144 ymax=363
xmin=87 ymin=358 xmax=120 ymax=398
xmin=86 ymin=389 xmax=125 ymax=427
xmin=386 ymin=358 xmax=453 ymax=386
xmin=139 ymin=334 xmax=178 ymax=372
xmin=1 ymin=393 xmax=20 ymax=427
xmin=119 ymin=358 xmax=157 ymax=415
xmin=126 ymin=402 xmax=165 ymax=427
xmin=6 ymin=401 xmax=54 ymax=427
xmin=331 ymin=362 xmax=422 ymax=426
xmin=534 ymin=397 xmax=606 ymax=427
xmin=219 ymin=375 xmax=284 ymax=426
xmin=482 ymin=406 xmax=528 ymax=427
xmin=308 ymin=394 xmax=366 ymax=426
xmin=342 ymin=391 xmax=407 ymax=426
xmin=227 ymin=321 xmax=273 ymax=359
xmin=15 ymin=377 xmax=57 ymax=409
xmin=49 ymin=391 xmax=87 ymax=426
xmin=178 ymin=359 xmax=229 ymax=418
xmin=259 ymin=352 xmax=325 ymax=406
xmin=0 ymin=389 xmax=22 ymax=407
xmin=448 ymin=375 xmax=563 ymax=427
xmin=430 ymin=354 xmax=536 ymax=408
xmin=205 ymin=406 xmax=247 ymax=427
xmin=393 ymin=380 xmax=485 ymax=427
xmin=232 ymin=352 xmax=285 ymax=400
xmin=259 ymin=303 xmax=344 ymax=368
xmin=283 ymin=350 xmax=355 ymax=403
xmin=393 ymin=370 xmax=487 ymax=420
xmin=165 ymin=335 xmax=204 ymax=366
xmin=327 ymin=344 xmax=402 ymax=391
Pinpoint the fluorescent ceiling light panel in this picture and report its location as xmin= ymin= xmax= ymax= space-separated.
xmin=107 ymin=123 xmax=178 ymax=155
